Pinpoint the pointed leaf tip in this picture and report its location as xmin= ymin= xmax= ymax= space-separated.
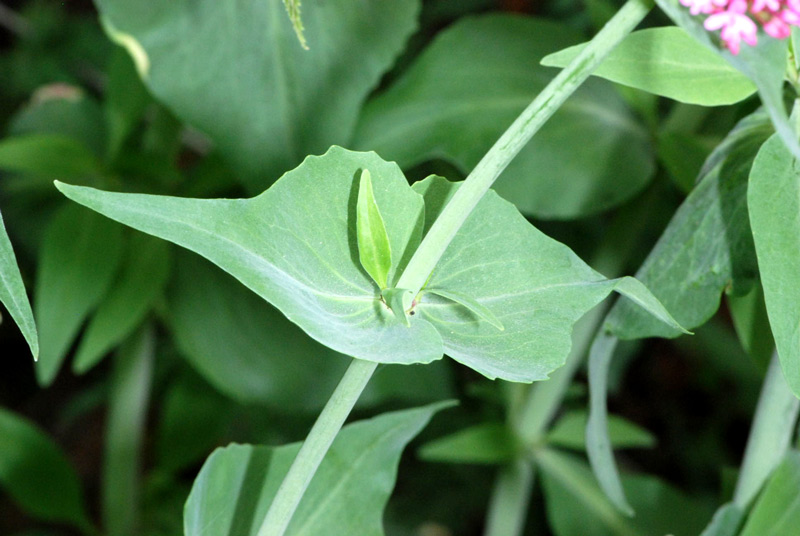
xmin=357 ymin=169 xmax=392 ymax=289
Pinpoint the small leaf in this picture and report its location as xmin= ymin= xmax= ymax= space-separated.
xmin=357 ymin=169 xmax=392 ymax=289
xmin=748 ymin=134 xmax=800 ymax=397
xmin=0 ymin=408 xmax=93 ymax=531
xmin=541 ymin=27 xmax=756 ymax=106
xmin=0 ymin=134 xmax=100 ymax=179
xmin=547 ymin=411 xmax=655 ymax=451
xmin=418 ymin=422 xmax=518 ymax=465
xmin=0 ymin=209 xmax=38 ymax=360
xmin=34 ymin=205 xmax=124 ymax=385
xmin=184 ymin=402 xmax=452 ymax=536
xmin=424 ymin=288 xmax=504 ymax=331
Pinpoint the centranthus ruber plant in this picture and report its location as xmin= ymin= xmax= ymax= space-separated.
xmin=681 ymin=0 xmax=800 ymax=53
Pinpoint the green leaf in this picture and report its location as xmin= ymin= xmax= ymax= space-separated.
xmin=699 ymin=503 xmax=745 ymax=536
xmin=94 ymin=0 xmax=420 ymax=190
xmin=105 ymin=46 xmax=150 ymax=160
xmin=353 ymin=14 xmax=655 ymax=219
xmin=380 ymin=287 xmax=413 ymax=327
xmin=165 ymin=251 xmax=349 ymax=408
xmin=72 ymin=233 xmax=170 ymax=374
xmin=0 ymin=209 xmax=38 ymax=360
xmin=739 ymin=452 xmax=800 ymax=536
xmin=537 ymin=449 xmax=711 ymax=536
xmin=423 ymin=288 xmax=503 ymax=331
xmin=748 ymin=134 xmax=800 ymax=397
xmin=657 ymin=131 xmax=717 ymax=193
xmin=0 ymin=134 xmax=100 ymax=179
xmin=727 ymin=284 xmax=774 ymax=372
xmin=34 ymin=205 xmax=124 ymax=385
xmin=412 ymin=175 xmax=685 ymax=381
xmin=184 ymin=402 xmax=450 ymax=536
xmin=57 ymin=148 xmax=440 ymax=368
xmin=0 ymin=407 xmax=93 ymax=532
xmin=607 ymin=108 xmax=772 ymax=340
xmin=547 ymin=411 xmax=655 ymax=451
xmin=654 ymin=0 xmax=800 ymax=162
xmin=541 ymin=27 xmax=755 ymax=106
xmin=357 ymin=170 xmax=392 ymax=289
xmin=418 ymin=422 xmax=518 ymax=464
xmin=57 ymin=148 xmax=683 ymax=382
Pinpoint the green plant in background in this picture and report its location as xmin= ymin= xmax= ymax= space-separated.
xmin=0 ymin=0 xmax=799 ymax=536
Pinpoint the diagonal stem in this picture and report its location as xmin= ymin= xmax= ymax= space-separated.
xmin=396 ymin=0 xmax=654 ymax=297
xmin=257 ymin=358 xmax=378 ymax=536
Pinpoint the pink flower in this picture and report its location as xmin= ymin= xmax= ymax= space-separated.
xmin=704 ymin=0 xmax=759 ymax=53
xmin=762 ymin=14 xmax=791 ymax=37
xmin=751 ymin=0 xmax=781 ymax=13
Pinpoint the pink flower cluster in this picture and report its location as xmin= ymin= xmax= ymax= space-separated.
xmin=680 ymin=0 xmax=800 ymax=53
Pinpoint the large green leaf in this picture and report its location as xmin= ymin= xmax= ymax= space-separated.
xmin=73 ymin=233 xmax=170 ymax=373
xmin=94 ymin=0 xmax=420 ymax=190
xmin=34 ymin=204 xmax=124 ymax=385
xmin=739 ymin=451 xmax=800 ymax=536
xmin=353 ymin=14 xmax=655 ymax=219
xmin=748 ymin=134 xmax=800 ymax=397
xmin=0 ymin=407 xmax=93 ymax=532
xmin=654 ymin=0 xmax=800 ymax=161
xmin=541 ymin=27 xmax=755 ymax=106
xmin=0 ymin=209 xmax=38 ymax=359
xmin=606 ymin=109 xmax=772 ymax=339
xmin=165 ymin=251 xmax=348 ymax=408
xmin=183 ymin=402 xmax=450 ymax=536
xmin=57 ymin=147 xmax=683 ymax=382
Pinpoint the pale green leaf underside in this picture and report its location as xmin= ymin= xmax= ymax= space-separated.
xmin=0 ymin=209 xmax=38 ymax=359
xmin=541 ymin=27 xmax=756 ymax=106
xmin=184 ymin=402 xmax=450 ymax=536
xmin=739 ymin=452 xmax=800 ymax=536
xmin=94 ymin=0 xmax=420 ymax=191
xmin=57 ymin=148 xmax=682 ymax=382
xmin=748 ymin=134 xmax=800 ymax=397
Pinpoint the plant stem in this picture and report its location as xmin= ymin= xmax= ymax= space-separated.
xmin=733 ymin=351 xmax=800 ymax=508
xmin=0 ymin=2 xmax=30 ymax=36
xmin=257 ymin=358 xmax=378 ymax=536
xmin=484 ymin=459 xmax=535 ymax=536
xmin=395 ymin=0 xmax=653 ymax=297
xmin=103 ymin=324 xmax=155 ymax=536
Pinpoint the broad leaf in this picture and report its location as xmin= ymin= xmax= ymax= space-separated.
xmin=418 ymin=422 xmax=518 ymax=465
xmin=412 ymin=175 xmax=686 ymax=381
xmin=541 ymin=27 xmax=756 ymax=105
xmin=0 ymin=209 xmax=38 ymax=359
xmin=0 ymin=407 xmax=93 ymax=532
xmin=165 ymin=251 xmax=349 ymax=408
xmin=538 ymin=449 xmax=711 ymax=536
xmin=57 ymin=148 xmax=683 ymax=382
xmin=184 ymin=402 xmax=451 ymax=536
xmin=546 ymin=411 xmax=655 ymax=451
xmin=34 ymin=205 xmax=124 ymax=385
xmin=353 ymin=14 xmax=655 ymax=219
xmin=606 ymin=109 xmax=772 ymax=339
xmin=73 ymin=233 xmax=170 ymax=373
xmin=748 ymin=134 xmax=800 ymax=397
xmin=739 ymin=452 xmax=800 ymax=536
xmin=654 ymin=0 xmax=800 ymax=161
xmin=94 ymin=0 xmax=421 ymax=191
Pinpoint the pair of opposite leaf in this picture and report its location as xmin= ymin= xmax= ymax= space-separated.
xmin=357 ymin=169 xmax=504 ymax=330
xmin=55 ymin=147 xmax=683 ymax=383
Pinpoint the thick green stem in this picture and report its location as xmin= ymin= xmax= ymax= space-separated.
xmin=484 ymin=459 xmax=535 ymax=536
xmin=257 ymin=358 xmax=378 ymax=536
xmin=733 ymin=351 xmax=800 ymax=508
xmin=103 ymin=324 xmax=154 ymax=536
xmin=395 ymin=0 xmax=653 ymax=297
